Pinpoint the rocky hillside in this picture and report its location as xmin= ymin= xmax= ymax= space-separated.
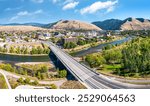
xmin=92 ymin=18 xmax=150 ymax=30
xmin=51 ymin=20 xmax=102 ymax=31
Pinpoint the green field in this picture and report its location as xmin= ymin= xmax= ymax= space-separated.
xmin=0 ymin=74 xmax=8 ymax=89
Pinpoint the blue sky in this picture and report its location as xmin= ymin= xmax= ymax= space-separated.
xmin=0 ymin=0 xmax=149 ymax=24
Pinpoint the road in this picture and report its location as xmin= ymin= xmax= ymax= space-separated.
xmin=45 ymin=41 xmax=150 ymax=89
xmin=0 ymin=70 xmax=11 ymax=89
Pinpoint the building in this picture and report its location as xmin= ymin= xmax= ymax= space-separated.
xmin=62 ymin=37 xmax=78 ymax=44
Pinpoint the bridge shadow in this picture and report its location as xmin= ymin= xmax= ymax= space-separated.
xmin=49 ymin=51 xmax=76 ymax=80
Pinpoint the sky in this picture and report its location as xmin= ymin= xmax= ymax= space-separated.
xmin=0 ymin=0 xmax=149 ymax=24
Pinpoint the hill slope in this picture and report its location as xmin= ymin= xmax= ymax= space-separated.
xmin=51 ymin=20 xmax=102 ymax=31
xmin=121 ymin=18 xmax=150 ymax=30
xmin=92 ymin=19 xmax=123 ymax=30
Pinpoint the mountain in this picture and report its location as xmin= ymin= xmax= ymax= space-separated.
xmin=121 ymin=18 xmax=150 ymax=30
xmin=92 ymin=18 xmax=150 ymax=30
xmin=92 ymin=19 xmax=123 ymax=30
xmin=51 ymin=20 xmax=102 ymax=31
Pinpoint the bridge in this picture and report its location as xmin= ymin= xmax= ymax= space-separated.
xmin=44 ymin=41 xmax=144 ymax=89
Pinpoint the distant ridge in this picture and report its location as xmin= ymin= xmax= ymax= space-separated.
xmin=92 ymin=17 xmax=150 ymax=30
xmin=0 ymin=26 xmax=46 ymax=32
xmin=1 ymin=17 xmax=150 ymax=31
xmin=0 ymin=23 xmax=45 ymax=27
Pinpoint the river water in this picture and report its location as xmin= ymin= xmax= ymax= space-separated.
xmin=0 ymin=37 xmax=131 ymax=62
xmin=0 ymin=53 xmax=50 ymax=62
xmin=73 ymin=37 xmax=131 ymax=57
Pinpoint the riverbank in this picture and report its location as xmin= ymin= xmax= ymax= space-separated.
xmin=64 ymin=36 xmax=123 ymax=54
xmin=72 ymin=36 xmax=130 ymax=57
xmin=0 ymin=53 xmax=50 ymax=62
xmin=0 ymin=52 xmax=48 ymax=56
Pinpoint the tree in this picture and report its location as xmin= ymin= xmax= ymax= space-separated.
xmin=18 ymin=67 xmax=24 ymax=75
xmin=16 ymin=47 xmax=21 ymax=54
xmin=12 ymin=38 xmax=15 ymax=42
xmin=103 ymin=50 xmax=122 ymax=64
xmin=122 ymin=38 xmax=150 ymax=76
xmin=37 ymin=46 xmax=43 ymax=54
xmin=50 ymin=84 xmax=57 ymax=89
xmin=103 ymin=44 xmax=113 ymax=50
xmin=37 ymin=71 xmax=41 ymax=80
xmin=24 ymin=78 xmax=30 ymax=84
xmin=24 ymin=37 xmax=29 ymax=42
xmin=58 ymin=69 xmax=67 ymax=78
xmin=40 ymin=66 xmax=48 ymax=73
xmin=63 ymin=42 xmax=77 ymax=49
xmin=85 ymin=54 xmax=106 ymax=68
xmin=77 ymin=40 xmax=86 ymax=45
xmin=9 ymin=47 xmax=15 ymax=53
xmin=32 ymin=80 xmax=39 ymax=85
xmin=17 ymin=77 xmax=24 ymax=84
xmin=30 ymin=47 xmax=37 ymax=54
xmin=24 ymin=48 xmax=28 ymax=54
xmin=2 ymin=64 xmax=14 ymax=72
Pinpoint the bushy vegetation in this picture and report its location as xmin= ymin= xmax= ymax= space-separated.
xmin=49 ymin=84 xmax=57 ymax=89
xmin=85 ymin=37 xmax=150 ymax=78
xmin=17 ymin=77 xmax=39 ymax=85
xmin=0 ymin=46 xmax=50 ymax=55
xmin=121 ymin=37 xmax=150 ymax=76
xmin=102 ymin=50 xmax=122 ymax=64
xmin=0 ymin=63 xmax=49 ymax=80
xmin=63 ymin=42 xmax=77 ymax=49
xmin=57 ymin=69 xmax=67 ymax=78
xmin=85 ymin=54 xmax=106 ymax=68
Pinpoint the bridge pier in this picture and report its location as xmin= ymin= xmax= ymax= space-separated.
xmin=49 ymin=51 xmax=76 ymax=80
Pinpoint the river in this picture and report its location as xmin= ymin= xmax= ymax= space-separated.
xmin=0 ymin=37 xmax=132 ymax=62
xmin=74 ymin=37 xmax=132 ymax=57
xmin=0 ymin=53 xmax=50 ymax=62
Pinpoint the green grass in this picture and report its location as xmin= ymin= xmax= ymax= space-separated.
xmin=104 ymin=64 xmax=122 ymax=70
xmin=97 ymin=64 xmax=122 ymax=75
xmin=0 ymin=74 xmax=8 ymax=89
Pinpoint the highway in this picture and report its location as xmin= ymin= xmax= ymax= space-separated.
xmin=44 ymin=41 xmax=150 ymax=89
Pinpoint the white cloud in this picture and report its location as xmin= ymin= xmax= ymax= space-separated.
xmin=63 ymin=1 xmax=79 ymax=10
xmin=34 ymin=9 xmax=43 ymax=14
xmin=31 ymin=0 xmax=44 ymax=3
xmin=63 ymin=0 xmax=75 ymax=4
xmin=9 ymin=10 xmax=43 ymax=21
xmin=52 ymin=0 xmax=74 ymax=4
xmin=17 ymin=11 xmax=29 ymax=16
xmin=80 ymin=0 xmax=118 ymax=14
xmin=106 ymin=6 xmax=115 ymax=13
